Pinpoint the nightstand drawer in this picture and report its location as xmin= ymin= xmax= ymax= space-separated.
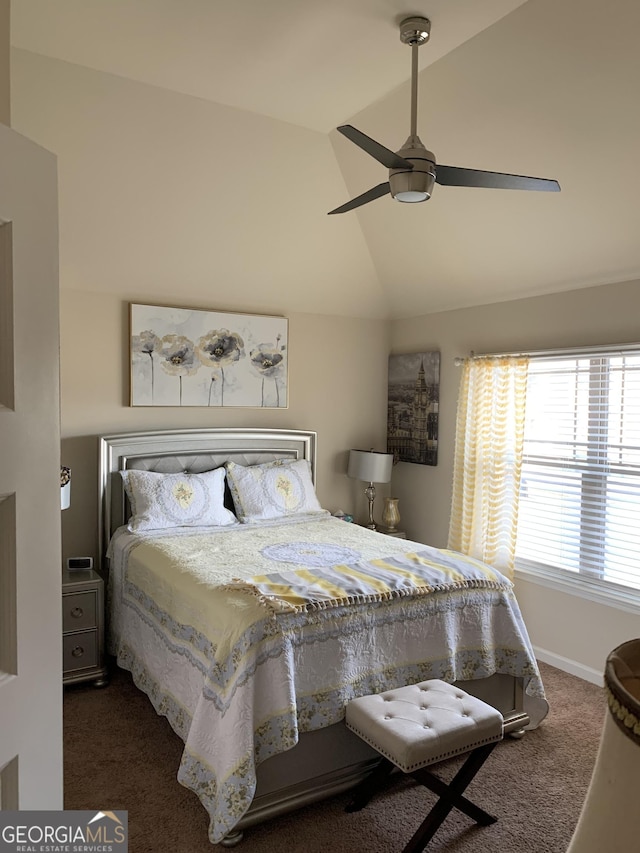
xmin=62 ymin=590 xmax=97 ymax=632
xmin=63 ymin=630 xmax=98 ymax=672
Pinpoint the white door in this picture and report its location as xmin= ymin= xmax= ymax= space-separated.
xmin=0 ymin=123 xmax=62 ymax=808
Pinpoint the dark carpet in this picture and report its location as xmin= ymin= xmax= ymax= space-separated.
xmin=63 ymin=660 xmax=605 ymax=852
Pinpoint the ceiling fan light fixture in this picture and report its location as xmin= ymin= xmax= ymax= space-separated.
xmin=394 ymin=190 xmax=429 ymax=203
xmin=389 ymin=156 xmax=435 ymax=203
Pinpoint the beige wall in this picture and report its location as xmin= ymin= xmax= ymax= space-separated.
xmin=390 ymin=277 xmax=640 ymax=679
xmin=9 ymin=49 xmax=392 ymax=566
xmin=10 ymin=48 xmax=385 ymax=320
xmin=60 ymin=290 xmax=389 ymax=564
xmin=0 ymin=0 xmax=9 ymax=125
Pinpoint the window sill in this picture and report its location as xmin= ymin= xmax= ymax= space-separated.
xmin=514 ymin=562 xmax=640 ymax=616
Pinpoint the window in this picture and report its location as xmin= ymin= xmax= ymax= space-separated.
xmin=515 ymin=350 xmax=640 ymax=600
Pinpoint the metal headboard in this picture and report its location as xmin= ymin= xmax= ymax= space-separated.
xmin=98 ymin=427 xmax=317 ymax=571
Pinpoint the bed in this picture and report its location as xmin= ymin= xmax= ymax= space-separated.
xmin=99 ymin=427 xmax=547 ymax=846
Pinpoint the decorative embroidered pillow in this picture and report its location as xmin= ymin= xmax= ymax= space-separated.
xmin=121 ymin=468 xmax=237 ymax=531
xmin=225 ymin=458 xmax=327 ymax=523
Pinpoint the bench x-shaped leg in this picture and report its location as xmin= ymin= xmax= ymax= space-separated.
xmin=345 ymin=757 xmax=395 ymax=813
xmin=402 ymin=742 xmax=498 ymax=853
xmin=345 ymin=742 xmax=498 ymax=852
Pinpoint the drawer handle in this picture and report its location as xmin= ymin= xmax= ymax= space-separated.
xmin=70 ymin=607 xmax=84 ymax=619
xmin=71 ymin=646 xmax=85 ymax=658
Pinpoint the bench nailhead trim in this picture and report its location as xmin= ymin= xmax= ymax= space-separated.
xmin=345 ymin=722 xmax=502 ymax=773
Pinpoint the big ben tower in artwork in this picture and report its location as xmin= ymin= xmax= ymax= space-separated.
xmin=411 ymin=359 xmax=429 ymax=463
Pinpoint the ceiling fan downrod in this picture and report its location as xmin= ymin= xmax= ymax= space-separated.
xmin=399 ymin=16 xmax=431 ymax=141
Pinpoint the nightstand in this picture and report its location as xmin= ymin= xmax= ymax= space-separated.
xmin=62 ymin=568 xmax=108 ymax=687
xmin=377 ymin=528 xmax=407 ymax=539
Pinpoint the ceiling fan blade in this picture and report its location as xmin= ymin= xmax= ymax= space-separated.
xmin=328 ymin=182 xmax=391 ymax=215
xmin=337 ymin=125 xmax=413 ymax=171
xmin=435 ymin=164 xmax=561 ymax=192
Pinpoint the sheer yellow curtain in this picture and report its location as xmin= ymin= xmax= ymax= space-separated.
xmin=447 ymin=355 xmax=529 ymax=579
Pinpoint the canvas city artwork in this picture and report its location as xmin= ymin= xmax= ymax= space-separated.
xmin=387 ymin=351 xmax=440 ymax=465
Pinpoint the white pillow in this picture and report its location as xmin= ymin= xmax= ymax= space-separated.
xmin=225 ymin=458 xmax=327 ymax=523
xmin=121 ymin=468 xmax=237 ymax=532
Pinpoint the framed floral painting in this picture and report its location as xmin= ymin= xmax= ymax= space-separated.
xmin=129 ymin=303 xmax=288 ymax=407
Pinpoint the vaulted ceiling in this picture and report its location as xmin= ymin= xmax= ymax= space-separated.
xmin=11 ymin=0 xmax=640 ymax=318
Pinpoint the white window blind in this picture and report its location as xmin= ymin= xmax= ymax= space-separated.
xmin=516 ymin=351 xmax=640 ymax=594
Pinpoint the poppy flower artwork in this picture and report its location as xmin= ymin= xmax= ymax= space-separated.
xmin=130 ymin=303 xmax=288 ymax=408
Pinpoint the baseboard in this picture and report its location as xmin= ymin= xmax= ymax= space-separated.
xmin=533 ymin=645 xmax=603 ymax=686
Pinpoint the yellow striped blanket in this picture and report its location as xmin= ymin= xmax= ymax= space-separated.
xmin=224 ymin=545 xmax=510 ymax=613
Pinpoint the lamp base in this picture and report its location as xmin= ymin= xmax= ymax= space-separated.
xmin=364 ymin=483 xmax=377 ymax=530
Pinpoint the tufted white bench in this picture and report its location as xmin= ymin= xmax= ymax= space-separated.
xmin=345 ymin=679 xmax=508 ymax=853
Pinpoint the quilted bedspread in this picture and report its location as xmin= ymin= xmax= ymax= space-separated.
xmin=107 ymin=515 xmax=547 ymax=843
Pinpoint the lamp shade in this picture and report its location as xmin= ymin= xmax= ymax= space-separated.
xmin=348 ymin=449 xmax=393 ymax=484
xmin=566 ymin=638 xmax=640 ymax=853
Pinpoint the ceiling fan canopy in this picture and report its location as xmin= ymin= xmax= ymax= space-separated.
xmin=329 ymin=16 xmax=560 ymax=215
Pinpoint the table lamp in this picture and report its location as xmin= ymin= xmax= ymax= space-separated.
xmin=347 ymin=449 xmax=393 ymax=530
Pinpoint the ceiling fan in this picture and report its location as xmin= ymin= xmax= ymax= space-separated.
xmin=328 ymin=16 xmax=560 ymax=215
